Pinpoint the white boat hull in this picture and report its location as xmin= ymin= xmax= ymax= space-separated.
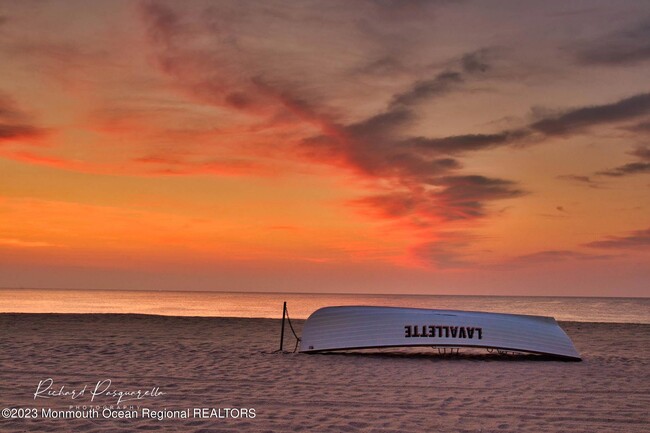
xmin=299 ymin=306 xmax=581 ymax=361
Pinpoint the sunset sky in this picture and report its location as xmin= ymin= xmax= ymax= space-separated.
xmin=1 ymin=0 xmax=648 ymax=296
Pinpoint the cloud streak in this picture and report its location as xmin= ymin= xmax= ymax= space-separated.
xmin=597 ymin=145 xmax=650 ymax=177
xmin=133 ymin=154 xmax=275 ymax=177
xmin=557 ymin=174 xmax=603 ymax=189
xmin=508 ymin=250 xmax=614 ymax=266
xmin=389 ymin=71 xmax=463 ymax=108
xmin=584 ymin=227 xmax=650 ymax=250
xmin=575 ymin=19 xmax=650 ymax=66
xmin=403 ymin=130 xmax=529 ymax=155
xmin=410 ymin=231 xmax=478 ymax=269
xmin=530 ymin=93 xmax=650 ymax=136
xmin=0 ymin=92 xmax=43 ymax=143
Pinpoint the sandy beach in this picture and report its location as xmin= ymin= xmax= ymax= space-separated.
xmin=1 ymin=314 xmax=648 ymax=432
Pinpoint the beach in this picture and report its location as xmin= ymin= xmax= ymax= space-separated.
xmin=1 ymin=314 xmax=648 ymax=432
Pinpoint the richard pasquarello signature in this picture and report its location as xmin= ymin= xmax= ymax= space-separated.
xmin=34 ymin=378 xmax=164 ymax=404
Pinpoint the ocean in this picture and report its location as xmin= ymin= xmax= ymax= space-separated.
xmin=1 ymin=289 xmax=648 ymax=323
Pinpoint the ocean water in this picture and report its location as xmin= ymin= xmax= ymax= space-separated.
xmin=0 ymin=289 xmax=648 ymax=323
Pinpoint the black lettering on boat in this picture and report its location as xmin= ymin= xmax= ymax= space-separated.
xmin=404 ymin=324 xmax=481 ymax=339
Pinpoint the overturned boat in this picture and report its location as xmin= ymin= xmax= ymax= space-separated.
xmin=299 ymin=306 xmax=581 ymax=361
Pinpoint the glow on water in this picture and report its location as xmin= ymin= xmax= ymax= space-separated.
xmin=1 ymin=289 xmax=649 ymax=323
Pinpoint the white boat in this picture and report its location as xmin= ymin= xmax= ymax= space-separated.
xmin=299 ymin=306 xmax=581 ymax=361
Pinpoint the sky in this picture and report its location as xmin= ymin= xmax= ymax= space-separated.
xmin=0 ymin=0 xmax=648 ymax=296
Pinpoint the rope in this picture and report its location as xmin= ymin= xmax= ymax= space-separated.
xmin=267 ymin=303 xmax=301 ymax=354
xmin=284 ymin=304 xmax=301 ymax=353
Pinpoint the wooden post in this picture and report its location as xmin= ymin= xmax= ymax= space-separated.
xmin=279 ymin=301 xmax=286 ymax=351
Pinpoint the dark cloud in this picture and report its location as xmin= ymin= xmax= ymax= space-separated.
xmin=575 ymin=19 xmax=650 ymax=66
xmin=307 ymin=120 xmax=525 ymax=223
xmin=141 ymin=1 xmax=184 ymax=48
xmin=530 ymin=93 xmax=650 ymax=136
xmin=557 ymin=174 xmax=602 ymax=189
xmin=411 ymin=234 xmax=475 ymax=269
xmin=339 ymin=92 xmax=650 ymax=197
xmin=0 ymin=92 xmax=42 ymax=143
xmin=389 ymin=71 xmax=463 ymax=108
xmin=597 ymin=146 xmax=650 ymax=177
xmin=382 ymin=155 xmax=462 ymax=179
xmin=385 ymin=48 xmax=494 ymax=110
xmin=140 ymin=2 xmax=273 ymax=115
xmin=404 ymin=129 xmax=529 ymax=155
xmin=627 ymin=120 xmax=650 ymax=133
xmin=461 ymin=49 xmax=491 ymax=74
xmin=133 ymin=154 xmax=270 ymax=177
xmin=510 ymin=250 xmax=613 ymax=265
xmin=434 ymin=175 xmax=525 ymax=220
xmin=584 ymin=227 xmax=650 ymax=250
xmin=386 ymin=92 xmax=650 ymax=170
xmin=0 ymin=124 xmax=40 ymax=140
xmin=348 ymin=151 xmax=462 ymax=181
xmin=346 ymin=108 xmax=415 ymax=138
xmin=0 ymin=94 xmax=22 ymax=120
xmin=598 ymin=162 xmax=650 ymax=177
xmin=355 ymin=56 xmax=405 ymax=77
xmin=631 ymin=146 xmax=650 ymax=161
xmin=351 ymin=192 xmax=418 ymax=219
xmin=349 ymin=172 xmax=523 ymax=223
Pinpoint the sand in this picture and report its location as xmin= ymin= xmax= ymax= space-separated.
xmin=0 ymin=314 xmax=648 ymax=432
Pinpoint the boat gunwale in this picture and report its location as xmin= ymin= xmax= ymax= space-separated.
xmin=300 ymin=343 xmax=582 ymax=361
